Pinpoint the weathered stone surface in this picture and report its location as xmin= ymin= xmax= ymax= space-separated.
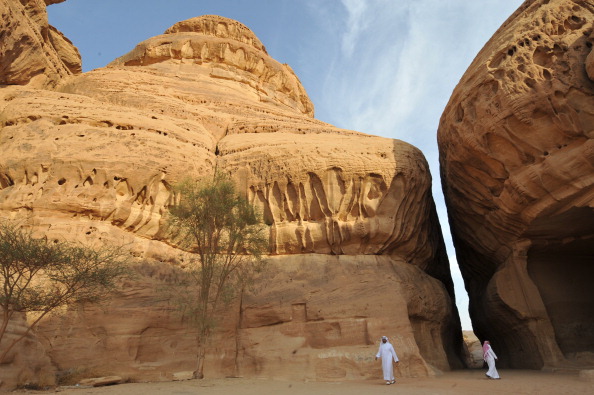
xmin=1 ymin=8 xmax=462 ymax=389
xmin=237 ymin=255 xmax=455 ymax=380
xmin=0 ymin=0 xmax=81 ymax=86
xmin=172 ymin=371 xmax=194 ymax=381
xmin=462 ymin=331 xmax=484 ymax=369
xmin=78 ymin=376 xmax=124 ymax=387
xmin=439 ymin=0 xmax=594 ymax=369
xmin=109 ymin=15 xmax=313 ymax=118
xmin=33 ymin=256 xmax=456 ymax=382
xmin=0 ymin=313 xmax=55 ymax=390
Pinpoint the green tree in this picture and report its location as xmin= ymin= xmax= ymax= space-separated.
xmin=0 ymin=221 xmax=130 ymax=363
xmin=166 ymin=174 xmax=268 ymax=379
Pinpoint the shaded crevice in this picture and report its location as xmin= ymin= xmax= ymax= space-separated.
xmin=527 ymin=209 xmax=594 ymax=358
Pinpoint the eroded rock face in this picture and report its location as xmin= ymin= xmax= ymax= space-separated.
xmin=33 ymin=255 xmax=455 ymax=382
xmin=0 ymin=0 xmax=81 ymax=86
xmin=109 ymin=15 xmax=313 ymax=117
xmin=0 ymin=314 xmax=55 ymax=389
xmin=439 ymin=0 xmax=594 ymax=369
xmin=1 ymin=7 xmax=462 ymax=388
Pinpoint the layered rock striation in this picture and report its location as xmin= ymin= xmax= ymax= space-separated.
xmin=439 ymin=0 xmax=594 ymax=369
xmin=1 ymin=4 xmax=461 ymax=388
xmin=0 ymin=0 xmax=80 ymax=86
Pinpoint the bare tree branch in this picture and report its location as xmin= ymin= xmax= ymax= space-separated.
xmin=0 ymin=221 xmax=131 ymax=363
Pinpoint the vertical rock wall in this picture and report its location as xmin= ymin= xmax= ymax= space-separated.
xmin=439 ymin=0 xmax=594 ymax=369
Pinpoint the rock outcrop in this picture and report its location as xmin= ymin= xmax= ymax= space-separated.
xmin=0 ymin=5 xmax=462 ymax=388
xmin=439 ymin=0 xmax=594 ymax=369
xmin=0 ymin=0 xmax=80 ymax=86
xmin=461 ymin=331 xmax=484 ymax=369
xmin=0 ymin=314 xmax=55 ymax=388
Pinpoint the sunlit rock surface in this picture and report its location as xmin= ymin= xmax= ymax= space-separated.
xmin=0 ymin=0 xmax=80 ymax=86
xmin=0 ymin=6 xmax=462 ymax=388
xmin=439 ymin=0 xmax=594 ymax=369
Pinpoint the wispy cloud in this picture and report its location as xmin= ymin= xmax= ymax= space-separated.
xmin=339 ymin=0 xmax=369 ymax=57
xmin=318 ymin=2 xmax=493 ymax=140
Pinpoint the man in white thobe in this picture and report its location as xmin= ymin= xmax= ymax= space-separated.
xmin=483 ymin=340 xmax=500 ymax=379
xmin=375 ymin=336 xmax=399 ymax=385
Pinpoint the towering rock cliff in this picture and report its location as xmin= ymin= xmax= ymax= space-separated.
xmin=439 ymin=0 xmax=594 ymax=369
xmin=0 ymin=3 xmax=461 ymax=388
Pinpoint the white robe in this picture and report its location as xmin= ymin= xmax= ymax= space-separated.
xmin=484 ymin=345 xmax=500 ymax=379
xmin=376 ymin=341 xmax=399 ymax=381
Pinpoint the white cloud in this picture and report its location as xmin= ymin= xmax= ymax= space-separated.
xmin=339 ymin=0 xmax=369 ymax=57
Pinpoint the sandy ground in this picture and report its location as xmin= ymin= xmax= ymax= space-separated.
xmin=5 ymin=369 xmax=593 ymax=395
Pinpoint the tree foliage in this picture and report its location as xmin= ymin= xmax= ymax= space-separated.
xmin=0 ymin=221 xmax=130 ymax=362
xmin=166 ymin=174 xmax=268 ymax=378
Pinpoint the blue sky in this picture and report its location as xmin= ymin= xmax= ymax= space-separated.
xmin=47 ymin=0 xmax=524 ymax=330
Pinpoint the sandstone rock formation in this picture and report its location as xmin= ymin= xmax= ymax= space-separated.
xmin=0 ymin=5 xmax=462 ymax=388
xmin=0 ymin=314 xmax=55 ymax=388
xmin=0 ymin=0 xmax=81 ymax=86
xmin=439 ymin=0 xmax=594 ymax=369
xmin=461 ymin=331 xmax=484 ymax=369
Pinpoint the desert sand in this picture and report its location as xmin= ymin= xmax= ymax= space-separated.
xmin=7 ymin=370 xmax=593 ymax=395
